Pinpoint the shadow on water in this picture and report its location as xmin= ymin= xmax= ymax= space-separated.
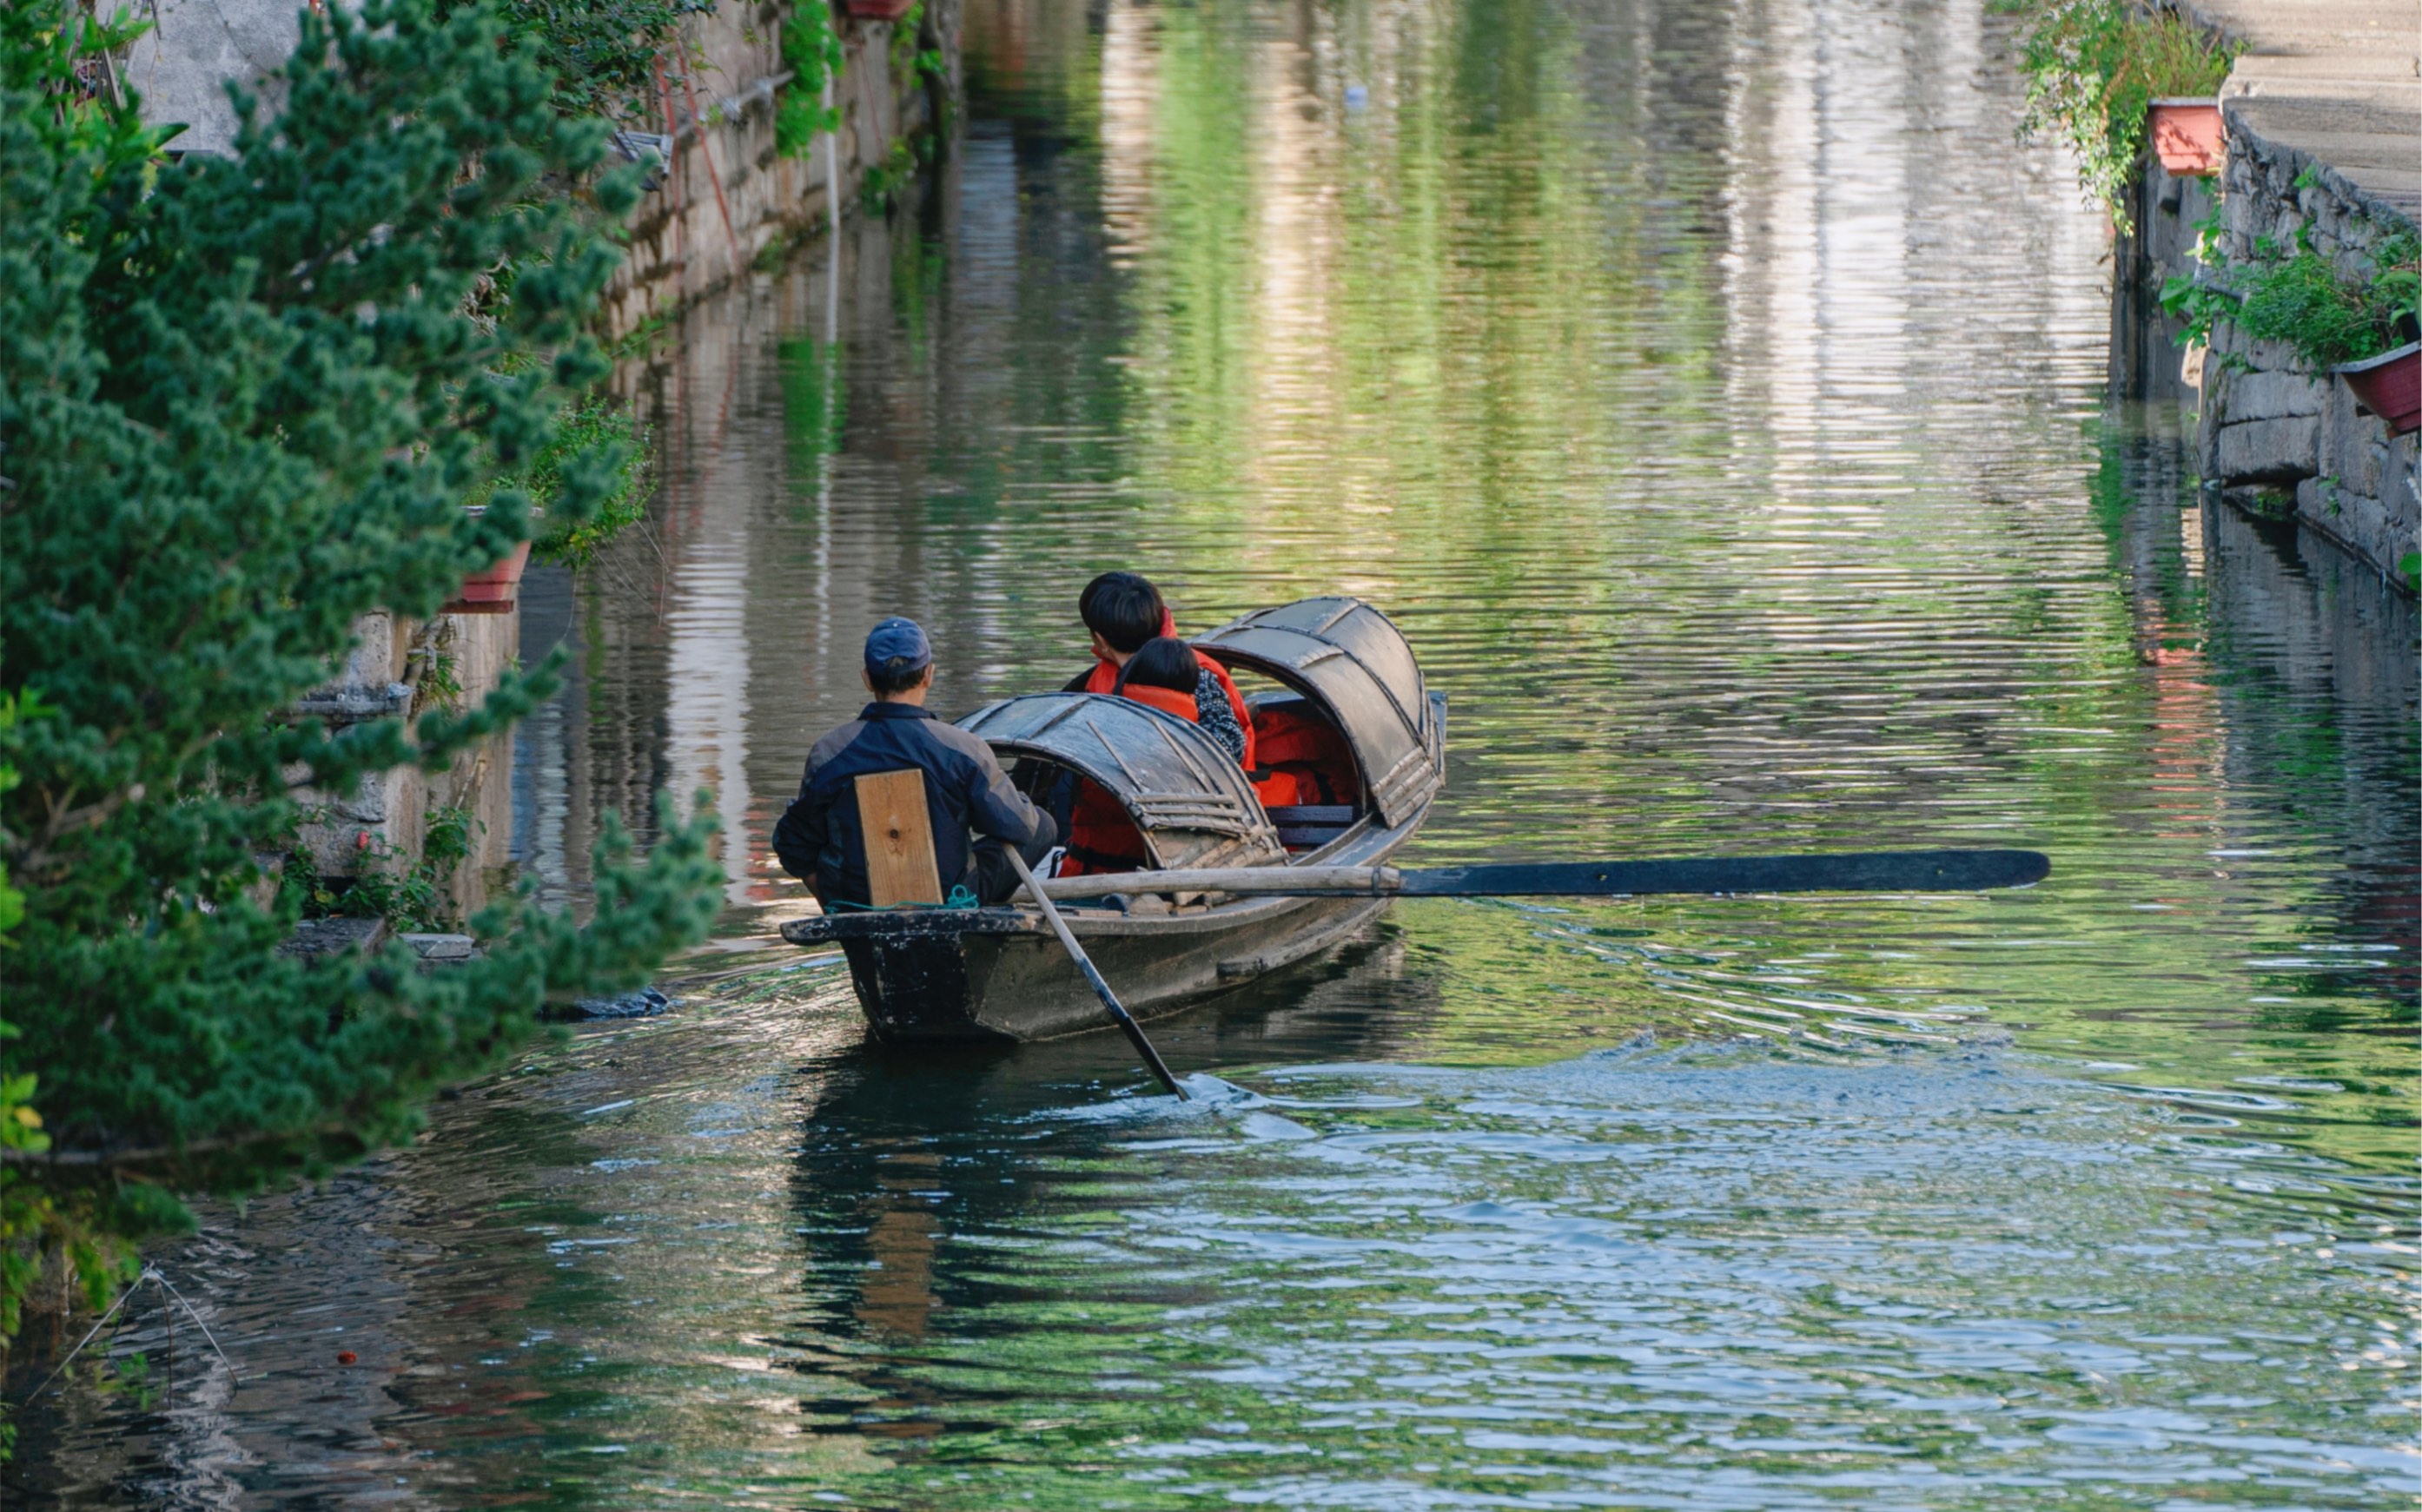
xmin=5 ymin=923 xmax=2414 ymax=1507
xmin=765 ymin=947 xmax=1440 ymax=1438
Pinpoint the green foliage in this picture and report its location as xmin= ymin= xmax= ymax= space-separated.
xmin=522 ymin=397 xmax=652 ymax=566
xmin=605 ymin=301 xmax=676 ymax=362
xmin=860 ymin=132 xmax=921 ymax=215
xmin=0 ymin=693 xmax=24 ymax=941
xmin=280 ymin=804 xmax=479 ymax=934
xmin=2163 ymin=226 xmax=2421 ymax=372
xmin=0 ymin=691 xmax=142 ymax=1453
xmin=2233 ymin=234 xmax=2419 ymax=370
xmin=458 ymin=0 xmax=717 ymax=123
xmin=412 ymin=644 xmax=465 ymax=715
xmin=2015 ymin=1 xmax=2235 ymax=231
xmin=776 ymin=1 xmax=844 ymax=158
xmin=889 ymin=3 xmax=926 ymax=74
xmin=0 ymin=0 xmax=722 ymax=1370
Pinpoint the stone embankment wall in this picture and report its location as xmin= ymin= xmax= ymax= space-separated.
xmin=2109 ymin=3 xmax=2422 ymax=591
xmin=2192 ymin=120 xmax=2418 ymax=582
xmin=600 ymin=0 xmax=961 ymax=339
xmin=287 ymin=610 xmax=519 ymax=915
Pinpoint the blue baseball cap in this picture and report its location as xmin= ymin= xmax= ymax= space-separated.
xmin=864 ymin=617 xmax=933 ymax=677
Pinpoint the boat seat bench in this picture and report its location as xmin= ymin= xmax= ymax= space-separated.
xmin=1265 ymin=802 xmax=1357 ymax=848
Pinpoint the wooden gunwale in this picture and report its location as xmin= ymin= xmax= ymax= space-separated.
xmin=1049 ymin=808 xmax=1400 ymax=940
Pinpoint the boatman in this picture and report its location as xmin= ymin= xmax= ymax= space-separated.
xmin=772 ymin=617 xmax=1057 ymax=908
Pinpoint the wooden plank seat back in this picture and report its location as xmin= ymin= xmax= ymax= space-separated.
xmin=856 ymin=769 xmax=943 ymax=907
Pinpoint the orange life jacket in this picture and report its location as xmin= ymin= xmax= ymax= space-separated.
xmin=1117 ymin=683 xmax=1201 ymax=723
xmin=1062 ymin=681 xmax=1205 ymax=875
xmin=1077 ymin=617 xmax=1256 ymax=773
xmin=1251 ymin=701 xmax=1358 ymax=809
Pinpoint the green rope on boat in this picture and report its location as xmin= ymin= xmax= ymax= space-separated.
xmin=826 ymin=883 xmax=983 ymax=912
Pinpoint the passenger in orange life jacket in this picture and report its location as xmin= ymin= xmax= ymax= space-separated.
xmin=1119 ymin=636 xmax=1249 ymax=753
xmin=1065 ymin=572 xmax=1254 ymax=769
xmin=1117 ymin=636 xmax=1221 ymax=716
xmin=1059 ymin=636 xmax=1245 ymax=876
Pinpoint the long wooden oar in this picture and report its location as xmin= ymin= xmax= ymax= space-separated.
xmin=1004 ymin=847 xmax=1191 ymax=1101
xmin=1031 ymin=848 xmax=2049 ymax=904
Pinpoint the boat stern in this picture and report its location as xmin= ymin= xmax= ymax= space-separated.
xmin=782 ymin=909 xmax=1033 ymax=1043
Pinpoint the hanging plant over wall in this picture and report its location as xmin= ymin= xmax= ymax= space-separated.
xmin=2010 ymin=0 xmax=2236 ymax=232
xmin=777 ymin=0 xmax=844 ymax=157
xmin=2163 ymin=219 xmax=2422 ymax=374
xmin=453 ymin=0 xmax=720 ymax=123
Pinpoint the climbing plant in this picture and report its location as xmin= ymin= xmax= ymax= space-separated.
xmin=2013 ymin=0 xmax=2236 ymax=232
xmin=0 ymin=0 xmax=722 ymax=1383
xmin=2163 ymin=221 xmax=2421 ymax=373
xmin=776 ymin=0 xmax=844 ymax=158
xmin=453 ymin=0 xmax=718 ymax=123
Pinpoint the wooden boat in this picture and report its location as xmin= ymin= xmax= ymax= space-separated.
xmin=780 ymin=597 xmax=1446 ymax=1043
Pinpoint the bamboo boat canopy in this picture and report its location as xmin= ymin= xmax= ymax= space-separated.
xmin=956 ymin=694 xmax=1286 ymax=870
xmin=1194 ymin=597 xmax=1445 ymax=827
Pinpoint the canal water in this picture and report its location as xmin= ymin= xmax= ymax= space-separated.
xmin=11 ymin=0 xmax=2417 ymax=1505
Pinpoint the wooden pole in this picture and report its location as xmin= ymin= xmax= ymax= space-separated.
xmin=1025 ymin=849 xmax=2050 ymax=905
xmin=1034 ymin=865 xmax=1400 ymax=902
xmin=677 ymin=59 xmax=744 ymax=267
xmin=1004 ymin=848 xmax=1189 ymax=1100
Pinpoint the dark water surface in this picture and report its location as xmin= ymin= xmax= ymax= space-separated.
xmin=12 ymin=0 xmax=2418 ymax=1504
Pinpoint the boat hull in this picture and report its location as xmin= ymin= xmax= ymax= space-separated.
xmin=844 ymin=894 xmax=1395 ymax=1042
xmin=794 ymin=802 xmax=1427 ymax=1044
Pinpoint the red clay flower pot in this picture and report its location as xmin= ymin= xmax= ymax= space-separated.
xmin=2335 ymin=341 xmax=2422 ymax=436
xmin=2147 ymin=99 xmax=2223 ymax=177
xmin=844 ymin=0 xmax=917 ymax=20
xmin=442 ymin=538 xmax=532 ymax=616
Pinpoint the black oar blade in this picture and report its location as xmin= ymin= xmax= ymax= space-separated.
xmin=1398 ymin=848 xmax=2049 ymax=898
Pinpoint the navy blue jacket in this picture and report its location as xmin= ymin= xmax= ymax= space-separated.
xmin=772 ymin=703 xmax=1049 ymax=905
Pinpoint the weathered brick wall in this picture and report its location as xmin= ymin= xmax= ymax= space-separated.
xmin=2194 ymin=111 xmax=2418 ymax=585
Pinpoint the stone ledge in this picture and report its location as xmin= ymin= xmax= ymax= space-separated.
xmin=279 ymin=915 xmax=389 ymax=960
xmin=2220 ymin=367 xmax=2326 ymax=422
xmin=401 ymin=932 xmax=478 ymax=961
xmin=2213 ymin=413 xmax=2322 ymax=482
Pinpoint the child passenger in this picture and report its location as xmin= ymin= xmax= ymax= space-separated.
xmin=1117 ymin=637 xmax=1247 ymax=765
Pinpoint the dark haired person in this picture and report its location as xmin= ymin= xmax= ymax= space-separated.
xmin=772 ymin=617 xmax=1056 ymax=908
xmin=1062 ymin=636 xmax=1246 ymax=875
xmin=1120 ymin=636 xmax=1247 ymax=761
xmin=1067 ymin=571 xmax=1254 ymax=769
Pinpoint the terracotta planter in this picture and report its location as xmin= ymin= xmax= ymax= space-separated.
xmin=2147 ymin=98 xmax=2223 ymax=177
xmin=844 ymin=0 xmax=917 ymax=20
xmin=2334 ymin=341 xmax=2422 ymax=436
xmin=442 ymin=538 xmax=532 ymax=616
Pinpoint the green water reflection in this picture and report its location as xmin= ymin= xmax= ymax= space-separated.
xmin=10 ymin=0 xmax=2415 ymax=1504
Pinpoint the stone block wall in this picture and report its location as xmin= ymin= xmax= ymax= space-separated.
xmin=2193 ymin=112 xmax=2418 ymax=584
xmin=132 ymin=0 xmax=963 ymax=348
xmin=291 ymin=609 xmax=517 ymax=916
xmin=599 ymin=0 xmax=962 ymax=339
